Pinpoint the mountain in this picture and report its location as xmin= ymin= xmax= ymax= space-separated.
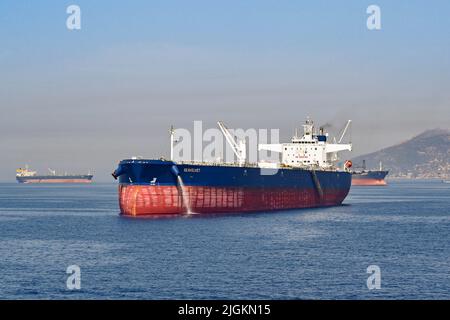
xmin=351 ymin=129 xmax=450 ymax=179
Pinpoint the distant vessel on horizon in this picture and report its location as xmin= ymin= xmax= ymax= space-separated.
xmin=351 ymin=160 xmax=389 ymax=186
xmin=16 ymin=165 xmax=93 ymax=184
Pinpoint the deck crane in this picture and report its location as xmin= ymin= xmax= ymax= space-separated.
xmin=217 ymin=121 xmax=246 ymax=166
xmin=338 ymin=120 xmax=352 ymax=143
xmin=326 ymin=120 xmax=352 ymax=163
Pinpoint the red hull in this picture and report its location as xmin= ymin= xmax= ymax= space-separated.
xmin=118 ymin=185 xmax=349 ymax=216
xmin=352 ymin=179 xmax=387 ymax=186
xmin=21 ymin=179 xmax=92 ymax=184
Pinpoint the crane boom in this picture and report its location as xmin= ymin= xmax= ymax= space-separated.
xmin=338 ymin=120 xmax=352 ymax=143
xmin=217 ymin=121 xmax=246 ymax=165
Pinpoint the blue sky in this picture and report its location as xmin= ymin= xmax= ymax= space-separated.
xmin=0 ymin=1 xmax=449 ymax=181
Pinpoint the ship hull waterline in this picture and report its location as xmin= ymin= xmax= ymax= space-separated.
xmin=17 ymin=179 xmax=93 ymax=184
xmin=16 ymin=176 xmax=93 ymax=184
xmin=114 ymin=159 xmax=352 ymax=216
xmin=351 ymin=179 xmax=387 ymax=186
xmin=351 ymin=170 xmax=389 ymax=186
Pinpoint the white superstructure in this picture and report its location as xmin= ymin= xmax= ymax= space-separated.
xmin=16 ymin=165 xmax=37 ymax=177
xmin=259 ymin=118 xmax=352 ymax=169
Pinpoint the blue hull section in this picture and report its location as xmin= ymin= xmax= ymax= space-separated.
xmin=114 ymin=159 xmax=351 ymax=190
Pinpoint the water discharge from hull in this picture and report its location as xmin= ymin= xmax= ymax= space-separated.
xmin=176 ymin=175 xmax=193 ymax=214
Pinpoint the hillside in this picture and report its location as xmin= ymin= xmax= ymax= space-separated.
xmin=351 ymin=129 xmax=450 ymax=179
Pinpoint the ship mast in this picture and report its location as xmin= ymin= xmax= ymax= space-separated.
xmin=169 ymin=125 xmax=175 ymax=161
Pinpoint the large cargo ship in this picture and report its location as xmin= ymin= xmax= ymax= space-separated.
xmin=351 ymin=160 xmax=389 ymax=186
xmin=112 ymin=119 xmax=353 ymax=216
xmin=16 ymin=166 xmax=93 ymax=183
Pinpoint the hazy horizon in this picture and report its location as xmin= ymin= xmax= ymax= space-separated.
xmin=1 ymin=1 xmax=449 ymax=182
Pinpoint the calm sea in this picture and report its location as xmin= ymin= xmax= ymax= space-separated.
xmin=0 ymin=180 xmax=449 ymax=299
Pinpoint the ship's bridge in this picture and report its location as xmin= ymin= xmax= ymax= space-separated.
xmin=258 ymin=118 xmax=352 ymax=169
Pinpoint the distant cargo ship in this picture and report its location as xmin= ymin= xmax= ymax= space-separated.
xmin=112 ymin=118 xmax=354 ymax=216
xmin=351 ymin=160 xmax=388 ymax=186
xmin=16 ymin=166 xmax=93 ymax=183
